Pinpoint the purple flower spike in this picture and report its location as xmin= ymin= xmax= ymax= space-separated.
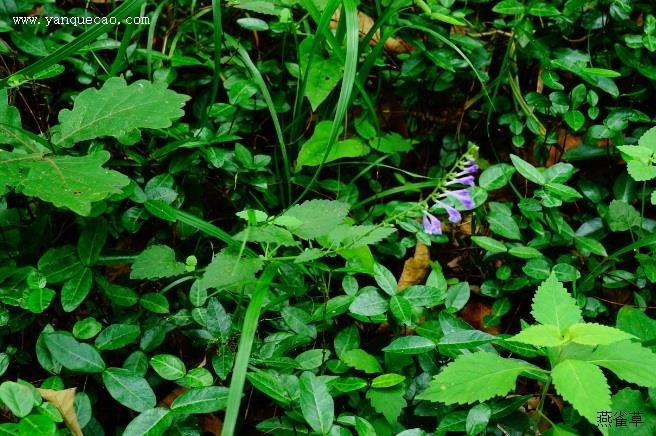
xmin=422 ymin=211 xmax=442 ymax=235
xmin=447 ymin=175 xmax=475 ymax=187
xmin=435 ymin=200 xmax=462 ymax=223
xmin=460 ymin=161 xmax=478 ymax=174
xmin=447 ymin=189 xmax=474 ymax=209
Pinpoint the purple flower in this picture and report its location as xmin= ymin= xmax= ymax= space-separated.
xmin=447 ymin=175 xmax=475 ymax=187
xmin=447 ymin=189 xmax=474 ymax=209
xmin=435 ymin=200 xmax=462 ymax=223
xmin=459 ymin=160 xmax=478 ymax=175
xmin=422 ymin=211 xmax=442 ymax=235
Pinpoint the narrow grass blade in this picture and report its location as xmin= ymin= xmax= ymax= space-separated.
xmin=222 ymin=264 xmax=279 ymax=436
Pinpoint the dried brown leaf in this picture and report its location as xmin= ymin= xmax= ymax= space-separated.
xmin=38 ymin=388 xmax=83 ymax=436
xmin=397 ymin=242 xmax=430 ymax=291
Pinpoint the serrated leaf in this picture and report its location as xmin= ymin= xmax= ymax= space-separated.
xmin=366 ymin=384 xmax=406 ymax=424
xmin=340 ymin=349 xmax=383 ymax=373
xmin=299 ymin=372 xmax=334 ymax=434
xmin=199 ymin=252 xmax=262 ymax=290
xmin=130 ymin=245 xmax=186 ymax=280
xmin=281 ymin=199 xmax=350 ymax=240
xmin=44 ymin=333 xmax=105 ymax=373
xmin=60 ymin=268 xmax=92 ymax=312
xmin=170 ymin=386 xmax=229 ymax=414
xmin=383 ymin=336 xmax=436 ymax=354
xmin=565 ymin=323 xmax=636 ymax=345
xmin=102 ymin=368 xmax=156 ymax=412
xmin=417 ymin=352 xmax=534 ymax=404
xmin=0 ymin=151 xmax=130 ymax=216
xmin=506 ymin=325 xmax=564 ymax=347
xmin=51 ymin=78 xmax=189 ymax=147
xmin=552 ymin=359 xmax=611 ymax=427
xmin=510 ymin=154 xmax=545 ymax=185
xmin=123 ymin=408 xmax=173 ymax=436
xmin=95 ymin=324 xmax=141 ymax=350
xmin=626 ymin=160 xmax=656 ymax=182
xmin=531 ymin=274 xmax=581 ymax=332
xmin=585 ymin=341 xmax=656 ymax=387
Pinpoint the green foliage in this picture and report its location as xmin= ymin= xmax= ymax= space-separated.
xmin=2 ymin=0 xmax=656 ymax=433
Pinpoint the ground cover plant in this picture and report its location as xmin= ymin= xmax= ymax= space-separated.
xmin=0 ymin=0 xmax=656 ymax=435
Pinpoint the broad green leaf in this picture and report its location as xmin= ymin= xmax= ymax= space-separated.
xmin=417 ymin=352 xmax=534 ymax=404
xmin=0 ymin=382 xmax=33 ymax=417
xmin=60 ymin=268 xmax=92 ymax=312
xmin=510 ymin=154 xmax=545 ymax=185
xmin=349 ymin=290 xmax=388 ymax=317
xmin=401 ymin=285 xmax=445 ymax=307
xmin=102 ymin=367 xmax=156 ymax=412
xmin=25 ymin=287 xmax=56 ymax=313
xmin=246 ymin=370 xmax=294 ymax=406
xmin=531 ymin=274 xmax=581 ymax=332
xmin=565 ymin=323 xmax=636 ymax=345
xmin=371 ymin=374 xmax=405 ymax=388
xmin=51 ymin=77 xmax=190 ymax=147
xmin=295 ymin=349 xmax=330 ymax=370
xmin=96 ymin=276 xmax=138 ymax=307
xmin=470 ymin=236 xmax=507 ymax=253
xmin=445 ymin=282 xmax=470 ymax=312
xmin=184 ymin=368 xmax=213 ymax=387
xmin=150 ymin=354 xmax=186 ymax=380
xmin=383 ymin=336 xmax=436 ymax=354
xmin=466 ymin=403 xmax=492 ymax=435
xmin=616 ymin=306 xmax=656 ymax=343
xmin=299 ymin=37 xmax=342 ymax=111
xmin=390 ymin=295 xmax=412 ymax=326
xmin=607 ymin=200 xmax=641 ymax=232
xmin=299 ymin=372 xmax=334 ymax=434
xmin=574 ymin=236 xmax=608 ymax=256
xmin=282 ymin=306 xmax=317 ymax=339
xmin=0 ymin=353 xmax=8 ymax=377
xmin=610 ymin=388 xmax=656 ymax=436
xmin=508 ymin=246 xmax=542 ymax=259
xmin=296 ymin=121 xmax=369 ymax=168
xmin=281 ymin=200 xmax=350 ymax=240
xmin=77 ymin=223 xmax=107 ymax=266
xmin=140 ymin=293 xmax=169 ymax=314
xmin=0 ymin=150 xmax=130 ymax=216
xmin=334 ymin=325 xmax=360 ymax=358
xmin=95 ymin=324 xmax=141 ymax=350
xmin=585 ymin=341 xmax=656 ymax=387
xmin=438 ymin=330 xmax=497 ymax=352
xmin=18 ymin=415 xmax=55 ymax=435
xmin=492 ymin=0 xmax=525 ymax=14
xmin=130 ymin=245 xmax=186 ymax=280
xmin=73 ymin=318 xmax=102 ymax=341
xmin=563 ymin=110 xmax=585 ymax=131
xmin=123 ymin=408 xmax=173 ymax=436
xmin=626 ymin=160 xmax=656 ymax=182
xmin=340 ymin=349 xmax=383 ymax=373
xmin=199 ymin=251 xmax=263 ymax=290
xmin=373 ymin=263 xmax=397 ymax=296
xmin=506 ymin=325 xmax=564 ymax=347
xmin=329 ymin=377 xmax=368 ymax=393
xmin=170 ymin=386 xmax=229 ymax=414
xmin=366 ymin=384 xmax=406 ymax=424
xmin=552 ymin=359 xmax=611 ymax=427
xmin=206 ymin=297 xmax=232 ymax=338
xmin=44 ymin=333 xmax=105 ymax=373
xmin=479 ymin=164 xmax=515 ymax=191
xmin=37 ymin=246 xmax=83 ymax=284
xmin=487 ymin=212 xmax=522 ymax=240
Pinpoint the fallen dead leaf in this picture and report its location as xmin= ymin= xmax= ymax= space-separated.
xmin=38 ymin=388 xmax=83 ymax=436
xmin=331 ymin=8 xmax=413 ymax=54
xmin=397 ymin=242 xmax=431 ymax=291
